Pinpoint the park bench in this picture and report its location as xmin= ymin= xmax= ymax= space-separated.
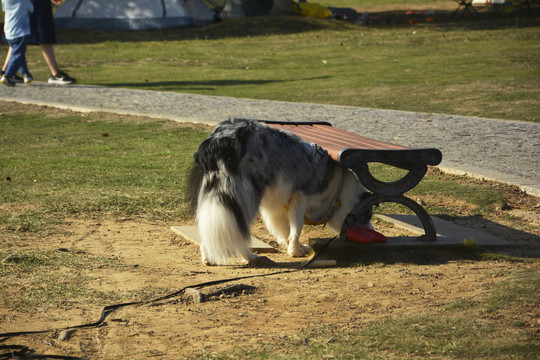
xmin=454 ymin=0 xmax=478 ymax=17
xmin=262 ymin=120 xmax=443 ymax=242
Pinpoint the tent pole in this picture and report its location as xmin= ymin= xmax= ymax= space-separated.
xmin=183 ymin=0 xmax=199 ymax=26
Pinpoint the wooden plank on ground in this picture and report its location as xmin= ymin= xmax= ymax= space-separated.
xmin=170 ymin=225 xmax=279 ymax=253
xmin=374 ymin=214 xmax=514 ymax=246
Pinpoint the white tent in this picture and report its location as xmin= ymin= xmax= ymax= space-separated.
xmin=217 ymin=0 xmax=246 ymax=18
xmin=54 ymin=0 xmax=218 ymax=31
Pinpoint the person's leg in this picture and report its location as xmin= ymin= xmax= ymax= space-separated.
xmin=1 ymin=38 xmax=26 ymax=86
xmin=2 ymin=46 xmax=13 ymax=73
xmin=41 ymin=43 xmax=76 ymax=84
xmin=40 ymin=43 xmax=60 ymax=76
xmin=5 ymin=37 xmax=27 ymax=77
xmin=17 ymin=37 xmax=30 ymax=77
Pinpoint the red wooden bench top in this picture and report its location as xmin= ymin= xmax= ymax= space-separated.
xmin=266 ymin=121 xmax=407 ymax=159
xmin=264 ymin=121 xmax=442 ymax=168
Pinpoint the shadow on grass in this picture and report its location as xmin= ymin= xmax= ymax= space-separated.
xmin=223 ymin=244 xmax=492 ymax=270
xmin=211 ymin=245 xmax=484 ymax=270
xmin=56 ymin=16 xmax=356 ymax=44
xmin=105 ymin=76 xmax=330 ymax=90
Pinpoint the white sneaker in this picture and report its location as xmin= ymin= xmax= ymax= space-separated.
xmin=48 ymin=71 xmax=76 ymax=85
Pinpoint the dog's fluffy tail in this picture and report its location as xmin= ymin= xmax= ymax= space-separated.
xmin=192 ymin=168 xmax=260 ymax=265
xmin=190 ymin=120 xmax=264 ymax=265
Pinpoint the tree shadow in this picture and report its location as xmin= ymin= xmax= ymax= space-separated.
xmin=104 ymin=76 xmax=329 ymax=91
xmin=56 ymin=3 xmax=540 ymax=45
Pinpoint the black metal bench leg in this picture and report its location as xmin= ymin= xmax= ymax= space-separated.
xmin=453 ymin=0 xmax=478 ymax=17
xmin=453 ymin=1 xmax=463 ymax=17
xmin=341 ymin=194 xmax=438 ymax=242
xmin=468 ymin=2 xmax=478 ymax=16
xmin=350 ymin=162 xmax=428 ymax=196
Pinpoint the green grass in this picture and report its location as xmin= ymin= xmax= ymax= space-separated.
xmin=15 ymin=2 xmax=539 ymax=122
xmin=1 ymin=110 xmax=207 ymax=237
xmin=0 ymin=104 xmax=532 ymax=304
xmin=483 ymin=270 xmax=540 ymax=312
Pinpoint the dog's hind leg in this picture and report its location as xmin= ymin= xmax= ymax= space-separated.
xmin=260 ymin=181 xmax=294 ymax=249
xmin=285 ymin=194 xmax=311 ymax=258
xmin=240 ymin=247 xmax=261 ymax=264
xmin=260 ymin=207 xmax=290 ymax=248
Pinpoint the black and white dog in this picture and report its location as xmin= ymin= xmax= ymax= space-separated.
xmin=190 ymin=118 xmax=372 ymax=266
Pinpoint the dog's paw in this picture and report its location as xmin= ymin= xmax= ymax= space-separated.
xmin=288 ymin=243 xmax=311 ymax=257
xmin=202 ymin=256 xmax=219 ymax=266
xmin=276 ymin=238 xmax=289 ymax=248
xmin=201 ymin=253 xmax=211 ymax=266
xmin=200 ymin=245 xmax=211 ymax=266
xmin=302 ymin=243 xmax=311 ymax=253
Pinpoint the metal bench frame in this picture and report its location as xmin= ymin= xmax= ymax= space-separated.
xmin=453 ymin=0 xmax=478 ymax=17
xmin=263 ymin=120 xmax=443 ymax=241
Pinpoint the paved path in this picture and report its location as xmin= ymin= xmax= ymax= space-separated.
xmin=1 ymin=82 xmax=539 ymax=196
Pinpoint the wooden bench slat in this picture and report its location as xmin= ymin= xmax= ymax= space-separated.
xmin=307 ymin=124 xmax=407 ymax=150
xmin=266 ymin=123 xmax=407 ymax=154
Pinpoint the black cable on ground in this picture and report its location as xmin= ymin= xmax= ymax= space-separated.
xmin=0 ymin=344 xmax=89 ymax=360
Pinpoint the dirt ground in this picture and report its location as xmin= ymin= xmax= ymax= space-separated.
xmin=1 ymin=182 xmax=539 ymax=359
